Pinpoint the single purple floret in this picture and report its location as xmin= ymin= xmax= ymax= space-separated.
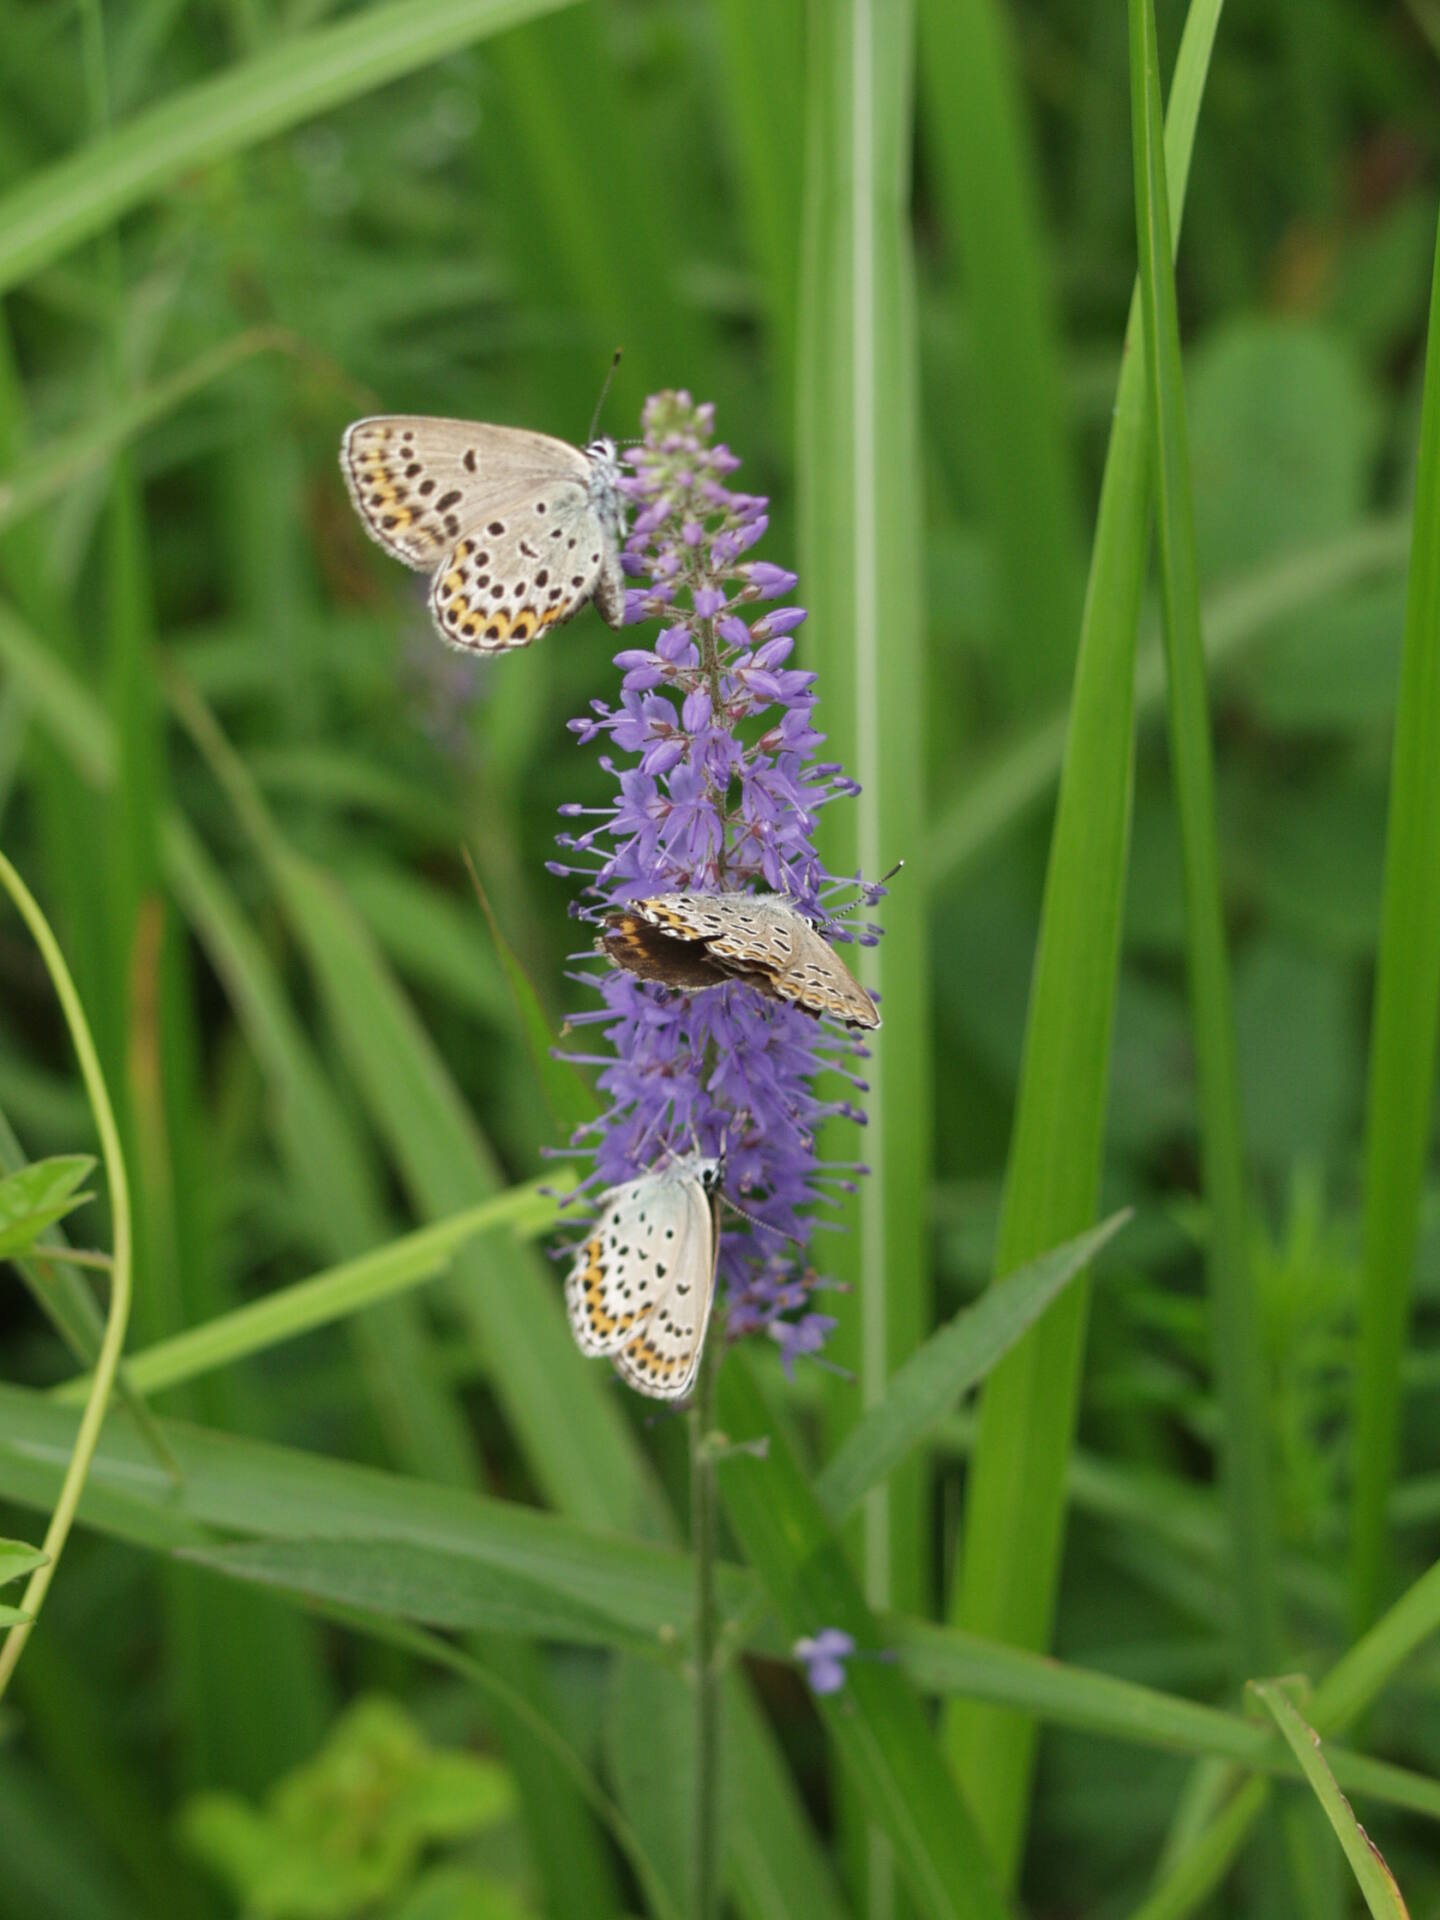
xmin=554 ymin=392 xmax=889 ymax=1364
xmin=794 ymin=1629 xmax=857 ymax=1696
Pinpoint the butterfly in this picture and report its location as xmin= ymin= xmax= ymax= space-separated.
xmin=340 ymin=417 xmax=626 ymax=653
xmin=565 ymin=1154 xmax=724 ymax=1400
xmin=598 ymin=892 xmax=881 ymax=1031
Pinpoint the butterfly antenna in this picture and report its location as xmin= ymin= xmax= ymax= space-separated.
xmin=721 ymin=1193 xmax=802 ymax=1246
xmin=819 ymin=859 xmax=905 ymax=929
xmin=588 ymin=347 xmax=623 ymax=443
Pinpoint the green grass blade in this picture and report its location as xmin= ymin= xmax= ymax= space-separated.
xmin=896 ymin=1619 xmax=1440 ymax=1822
xmin=0 ymin=1381 xmax=747 ymax=1639
xmin=53 ymin=1180 xmax=562 ymax=1401
xmin=1249 ymin=1683 xmax=1410 ymax=1918
xmin=180 ymin=1536 xmax=697 ymax=1651
xmin=1351 ymin=206 xmax=1440 ymax=1631
xmin=942 ymin=0 xmax=1224 ymax=1884
xmin=817 ymin=1211 xmax=1130 ymax=1523
xmin=715 ymin=1358 xmax=1012 ymax=1920
xmin=798 ymin=0 xmax=929 ymax=1638
xmin=1131 ymin=1782 xmax=1270 ymax=1920
xmin=797 ymin=8 xmax=929 ymax=1900
xmin=1129 ymin=0 xmax=1279 ymax=1684
xmin=916 ymin=0 xmax=1085 ymax=704
xmin=0 ymin=0 xmax=579 ymax=297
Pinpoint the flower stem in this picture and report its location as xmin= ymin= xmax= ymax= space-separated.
xmin=689 ymin=1321 xmax=723 ymax=1920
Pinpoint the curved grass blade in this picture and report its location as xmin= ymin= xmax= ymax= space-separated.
xmin=0 ymin=855 xmax=131 ymax=1703
xmin=1249 ymin=1682 xmax=1410 ymax=1918
xmin=1133 ymin=1556 xmax=1440 ymax=1916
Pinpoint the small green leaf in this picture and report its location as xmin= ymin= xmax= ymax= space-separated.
xmin=0 ymin=1538 xmax=47 ymax=1589
xmin=817 ymin=1210 xmax=1130 ymax=1523
xmin=0 ymin=1155 xmax=95 ymax=1261
xmin=1250 ymin=1680 xmax=1411 ymax=1917
xmin=0 ymin=1604 xmax=32 ymax=1626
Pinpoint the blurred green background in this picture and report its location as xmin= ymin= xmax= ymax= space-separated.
xmin=2 ymin=1 xmax=1440 ymax=1916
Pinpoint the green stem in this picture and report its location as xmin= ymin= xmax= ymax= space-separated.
xmin=0 ymin=850 xmax=132 ymax=1702
xmin=690 ymin=1324 xmax=723 ymax=1920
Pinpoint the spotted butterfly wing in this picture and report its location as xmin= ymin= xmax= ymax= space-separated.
xmin=601 ymin=893 xmax=881 ymax=1031
xmin=565 ymin=1157 xmax=721 ymax=1401
xmin=340 ymin=416 xmax=626 ymax=653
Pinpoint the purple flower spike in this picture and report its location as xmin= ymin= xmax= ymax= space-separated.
xmin=794 ymin=1630 xmax=856 ymax=1696
xmin=555 ymin=393 xmax=881 ymax=1366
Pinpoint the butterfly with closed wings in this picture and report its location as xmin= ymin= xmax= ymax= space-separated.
xmin=565 ymin=1154 xmax=724 ymax=1400
xmin=340 ymin=417 xmax=627 ymax=653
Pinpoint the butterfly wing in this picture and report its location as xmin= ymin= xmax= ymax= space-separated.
xmin=565 ymin=1172 xmax=698 ymax=1358
xmin=341 ymin=417 xmax=592 ymax=571
xmin=597 ymin=909 xmax=735 ymax=990
xmin=342 ymin=417 xmax=625 ymax=652
xmin=766 ymin=918 xmax=881 ymax=1031
xmin=626 ymin=895 xmax=880 ymax=1030
xmin=427 ymin=491 xmax=612 ymax=652
xmin=612 ymin=1178 xmax=719 ymax=1400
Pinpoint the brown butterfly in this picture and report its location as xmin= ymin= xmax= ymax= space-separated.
xmin=598 ymin=891 xmax=881 ymax=1031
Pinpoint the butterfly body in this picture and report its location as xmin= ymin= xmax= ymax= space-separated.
xmin=599 ymin=891 xmax=881 ymax=1031
xmin=565 ymin=1154 xmax=723 ymax=1400
xmin=340 ymin=417 xmax=626 ymax=652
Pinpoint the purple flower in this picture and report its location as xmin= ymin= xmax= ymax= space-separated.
xmin=554 ymin=393 xmax=889 ymax=1365
xmin=794 ymin=1630 xmax=856 ymax=1696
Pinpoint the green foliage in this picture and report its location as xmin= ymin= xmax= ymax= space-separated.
xmin=182 ymin=1696 xmax=520 ymax=1919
